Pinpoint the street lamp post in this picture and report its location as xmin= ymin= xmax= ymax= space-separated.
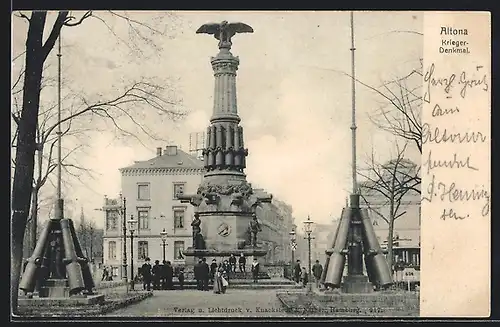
xmin=289 ymin=229 xmax=296 ymax=264
xmin=303 ymin=215 xmax=315 ymax=291
xmin=127 ymin=216 xmax=138 ymax=290
xmin=119 ymin=192 xmax=128 ymax=287
xmin=160 ymin=228 xmax=168 ymax=262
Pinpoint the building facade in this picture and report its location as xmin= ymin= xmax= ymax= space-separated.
xmin=102 ymin=145 xmax=204 ymax=278
xmin=253 ymin=191 xmax=295 ymax=264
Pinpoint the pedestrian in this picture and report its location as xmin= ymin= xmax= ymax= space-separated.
xmin=221 ymin=264 xmax=229 ymax=293
xmin=251 ymin=258 xmax=260 ymax=283
xmin=223 ymin=260 xmax=231 ymax=282
xmin=312 ymin=260 xmax=323 ymax=289
xmin=238 ymin=253 xmax=246 ymax=274
xmin=229 ymin=254 xmax=237 ymax=274
xmin=152 ymin=260 xmax=161 ymax=290
xmin=194 ymin=259 xmax=203 ymax=290
xmin=201 ymin=257 xmax=210 ymax=291
xmin=293 ymin=260 xmax=301 ymax=284
xmin=210 ymin=259 xmax=217 ymax=283
xmin=213 ymin=264 xmax=224 ymax=294
xmin=165 ymin=261 xmax=174 ymax=290
xmin=300 ymin=267 xmax=308 ymax=288
xmin=101 ymin=267 xmax=109 ymax=281
xmin=178 ymin=267 xmax=185 ymax=290
xmin=160 ymin=260 xmax=168 ymax=290
xmin=141 ymin=257 xmax=152 ymax=291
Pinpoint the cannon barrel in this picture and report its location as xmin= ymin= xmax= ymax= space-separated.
xmin=320 ymin=211 xmax=343 ymax=284
xmin=60 ymin=219 xmax=85 ymax=294
xmin=256 ymin=195 xmax=272 ymax=203
xmin=19 ymin=220 xmax=53 ymax=292
xmin=69 ymin=219 xmax=95 ymax=292
xmin=360 ymin=208 xmax=392 ymax=287
xmin=178 ymin=194 xmax=195 ymax=202
xmin=323 ymin=207 xmax=351 ymax=288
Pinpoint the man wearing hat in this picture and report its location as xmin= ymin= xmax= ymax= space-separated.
xmin=141 ymin=257 xmax=152 ymax=291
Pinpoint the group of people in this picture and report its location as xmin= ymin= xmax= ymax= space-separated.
xmin=193 ymin=257 xmax=230 ymax=294
xmin=227 ymin=253 xmax=248 ymax=273
xmin=139 ymin=258 xmax=183 ymax=291
xmin=293 ymin=259 xmax=324 ymax=289
xmin=192 ymin=255 xmax=261 ymax=294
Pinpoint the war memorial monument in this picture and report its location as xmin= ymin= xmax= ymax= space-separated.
xmin=178 ymin=21 xmax=273 ymax=264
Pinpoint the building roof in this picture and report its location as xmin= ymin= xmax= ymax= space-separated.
xmin=120 ymin=146 xmax=204 ymax=170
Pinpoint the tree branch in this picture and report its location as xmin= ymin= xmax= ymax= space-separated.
xmin=41 ymin=11 xmax=69 ymax=61
xmin=14 ymin=12 xmax=30 ymax=23
xmin=63 ymin=11 xmax=92 ymax=27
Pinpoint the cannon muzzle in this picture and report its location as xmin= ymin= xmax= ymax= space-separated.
xmin=360 ymin=208 xmax=392 ymax=287
xmin=60 ymin=219 xmax=85 ymax=294
xmin=19 ymin=220 xmax=52 ymax=293
xmin=323 ymin=207 xmax=351 ymax=288
xmin=69 ymin=219 xmax=95 ymax=292
xmin=320 ymin=211 xmax=343 ymax=284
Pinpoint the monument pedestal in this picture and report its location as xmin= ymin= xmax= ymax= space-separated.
xmin=341 ymin=275 xmax=373 ymax=293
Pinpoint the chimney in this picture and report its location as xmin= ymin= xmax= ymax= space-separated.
xmin=156 ymin=147 xmax=163 ymax=157
xmin=165 ymin=145 xmax=178 ymax=156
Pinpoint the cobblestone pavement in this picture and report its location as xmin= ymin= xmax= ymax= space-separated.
xmin=105 ymin=289 xmax=296 ymax=317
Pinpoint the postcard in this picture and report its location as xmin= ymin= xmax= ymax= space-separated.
xmin=11 ymin=10 xmax=490 ymax=320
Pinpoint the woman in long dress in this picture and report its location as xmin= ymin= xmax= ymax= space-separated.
xmin=213 ymin=264 xmax=224 ymax=294
xmin=220 ymin=264 xmax=229 ymax=294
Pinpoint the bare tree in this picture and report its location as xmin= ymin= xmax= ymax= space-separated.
xmin=367 ymin=62 xmax=423 ymax=195
xmin=11 ymin=10 xmax=184 ymax=313
xmin=368 ymin=63 xmax=423 ymax=154
xmin=307 ymin=62 xmax=423 ymax=194
xmin=358 ymin=142 xmax=420 ymax=270
xmin=12 ymin=90 xmax=97 ymax=254
xmin=75 ymin=210 xmax=98 ymax=261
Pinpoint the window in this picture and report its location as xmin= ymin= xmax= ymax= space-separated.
xmin=138 ymin=210 xmax=149 ymax=230
xmin=173 ymin=183 xmax=185 ymax=199
xmin=137 ymin=183 xmax=150 ymax=200
xmin=108 ymin=241 xmax=116 ymax=259
xmin=174 ymin=210 xmax=185 ymax=229
xmin=106 ymin=211 xmax=118 ymax=231
xmin=138 ymin=241 xmax=149 ymax=260
xmin=111 ymin=266 xmax=119 ymax=277
xmin=174 ymin=241 xmax=184 ymax=260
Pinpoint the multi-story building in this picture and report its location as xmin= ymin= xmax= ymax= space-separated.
xmin=102 ymin=145 xmax=297 ymax=278
xmin=102 ymin=145 xmax=204 ymax=279
xmin=253 ymin=190 xmax=295 ymax=264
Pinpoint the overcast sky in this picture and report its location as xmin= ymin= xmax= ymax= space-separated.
xmin=12 ymin=11 xmax=422 ymax=229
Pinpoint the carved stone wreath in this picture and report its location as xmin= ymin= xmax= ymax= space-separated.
xmin=197 ymin=181 xmax=253 ymax=198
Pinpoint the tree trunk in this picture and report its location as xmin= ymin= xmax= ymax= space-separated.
xmin=29 ymin=186 xmax=39 ymax=254
xmin=387 ymin=199 xmax=395 ymax=273
xmin=23 ymin=218 xmax=32 ymax=259
xmin=11 ymin=12 xmax=47 ymax=315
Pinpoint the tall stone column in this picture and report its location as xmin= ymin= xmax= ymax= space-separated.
xmin=203 ymin=45 xmax=248 ymax=176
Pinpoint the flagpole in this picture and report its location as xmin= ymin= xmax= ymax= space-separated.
xmin=350 ymin=11 xmax=358 ymax=195
xmin=55 ymin=32 xmax=63 ymax=220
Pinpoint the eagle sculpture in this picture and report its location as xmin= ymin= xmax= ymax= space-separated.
xmin=196 ymin=21 xmax=254 ymax=48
